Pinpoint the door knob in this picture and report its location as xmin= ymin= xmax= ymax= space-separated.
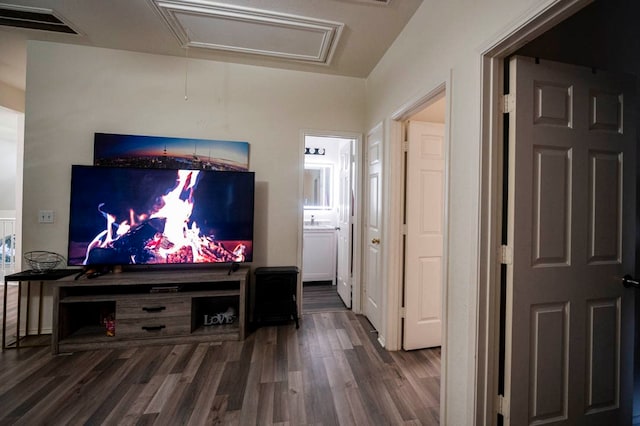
xmin=371 ymin=238 xmax=380 ymax=244
xmin=622 ymin=274 xmax=640 ymax=288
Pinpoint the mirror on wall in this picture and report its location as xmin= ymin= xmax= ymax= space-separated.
xmin=303 ymin=164 xmax=332 ymax=209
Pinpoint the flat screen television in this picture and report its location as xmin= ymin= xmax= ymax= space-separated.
xmin=68 ymin=165 xmax=254 ymax=267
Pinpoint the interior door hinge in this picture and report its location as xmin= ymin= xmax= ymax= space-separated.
xmin=501 ymin=93 xmax=515 ymax=114
xmin=496 ymin=394 xmax=509 ymax=416
xmin=402 ymin=141 xmax=409 ymax=152
xmin=400 ymin=307 xmax=406 ymax=318
xmin=401 ymin=224 xmax=408 ymax=235
xmin=499 ymin=245 xmax=513 ymax=265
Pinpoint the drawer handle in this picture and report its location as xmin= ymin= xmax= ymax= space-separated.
xmin=141 ymin=325 xmax=166 ymax=332
xmin=142 ymin=306 xmax=166 ymax=313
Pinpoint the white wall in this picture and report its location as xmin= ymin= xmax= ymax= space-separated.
xmin=365 ymin=0 xmax=549 ymax=424
xmin=23 ymin=41 xmax=365 ymax=271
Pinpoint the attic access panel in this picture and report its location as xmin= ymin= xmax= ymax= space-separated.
xmin=151 ymin=0 xmax=344 ymax=65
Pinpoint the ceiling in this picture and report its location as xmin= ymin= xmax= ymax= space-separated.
xmin=0 ymin=0 xmax=423 ymax=91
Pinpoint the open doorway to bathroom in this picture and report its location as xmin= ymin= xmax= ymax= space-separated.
xmin=302 ymin=132 xmax=361 ymax=314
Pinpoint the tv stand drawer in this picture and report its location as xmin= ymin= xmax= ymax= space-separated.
xmin=116 ymin=296 xmax=190 ymax=319
xmin=115 ymin=316 xmax=191 ymax=338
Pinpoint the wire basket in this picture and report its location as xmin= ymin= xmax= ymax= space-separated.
xmin=24 ymin=251 xmax=65 ymax=273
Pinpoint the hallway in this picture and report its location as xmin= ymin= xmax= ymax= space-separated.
xmin=303 ymin=282 xmax=348 ymax=314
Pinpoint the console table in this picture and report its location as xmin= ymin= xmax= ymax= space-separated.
xmin=51 ymin=267 xmax=249 ymax=354
xmin=3 ymin=269 xmax=78 ymax=350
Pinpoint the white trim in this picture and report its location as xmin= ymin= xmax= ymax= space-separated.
xmin=442 ymin=74 xmax=453 ymax=426
xmin=298 ymin=130 xmax=307 ymax=315
xmin=351 ymin=133 xmax=364 ymax=314
xmin=475 ymin=1 xmax=592 ymax=424
xmin=383 ymin=119 xmax=401 ymax=350
xmin=391 ymin=82 xmax=447 ymax=121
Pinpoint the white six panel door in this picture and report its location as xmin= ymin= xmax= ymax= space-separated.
xmin=337 ymin=140 xmax=352 ymax=307
xmin=364 ymin=124 xmax=384 ymax=332
xmin=403 ymin=121 xmax=445 ymax=350
xmin=505 ymin=56 xmax=635 ymax=425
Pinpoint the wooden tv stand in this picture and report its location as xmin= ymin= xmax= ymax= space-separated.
xmin=51 ymin=266 xmax=248 ymax=354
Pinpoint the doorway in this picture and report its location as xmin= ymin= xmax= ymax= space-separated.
xmin=385 ymin=84 xmax=449 ymax=352
xmin=0 ymin=106 xmax=22 ymax=280
xmin=477 ymin=0 xmax=639 ymax=423
xmin=402 ymin=93 xmax=447 ymax=351
xmin=301 ymin=131 xmax=361 ymax=314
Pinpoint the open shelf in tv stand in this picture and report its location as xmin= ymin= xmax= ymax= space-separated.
xmin=51 ymin=266 xmax=249 ymax=354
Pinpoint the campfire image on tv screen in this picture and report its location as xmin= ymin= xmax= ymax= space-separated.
xmin=68 ymin=166 xmax=254 ymax=266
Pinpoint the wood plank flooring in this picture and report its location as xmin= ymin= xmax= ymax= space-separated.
xmin=0 ymin=288 xmax=440 ymax=425
xmin=303 ymin=283 xmax=347 ymax=313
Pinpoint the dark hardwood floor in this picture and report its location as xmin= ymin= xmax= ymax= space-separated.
xmin=302 ymin=282 xmax=347 ymax=313
xmin=0 ymin=284 xmax=440 ymax=425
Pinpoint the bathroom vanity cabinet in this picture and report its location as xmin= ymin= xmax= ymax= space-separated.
xmin=302 ymin=227 xmax=336 ymax=284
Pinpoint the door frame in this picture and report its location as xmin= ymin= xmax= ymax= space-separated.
xmin=298 ymin=129 xmax=363 ymax=314
xmin=476 ymin=0 xmax=593 ymax=424
xmin=383 ymin=81 xmax=451 ymax=421
xmin=387 ymin=81 xmax=452 ymax=351
xmin=391 ymin=82 xmax=450 ymax=349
